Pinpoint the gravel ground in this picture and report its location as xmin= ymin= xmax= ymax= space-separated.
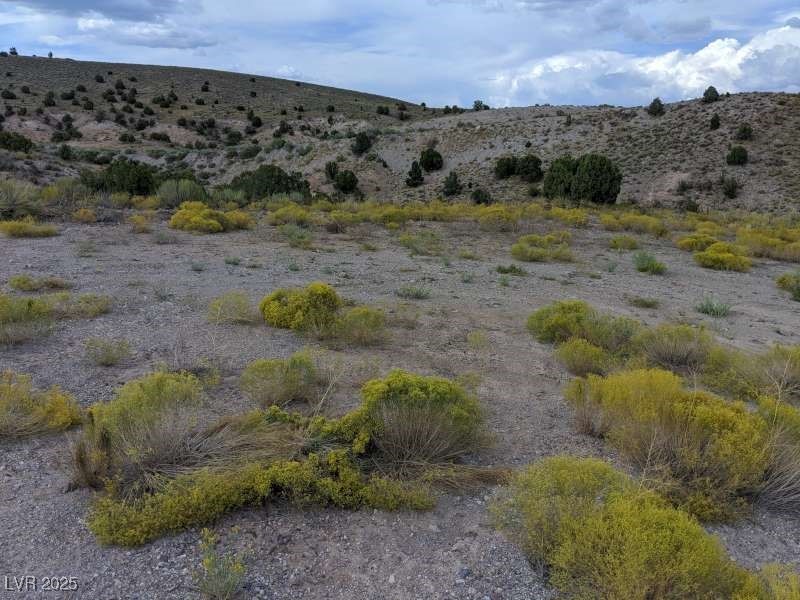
xmin=1 ymin=217 xmax=799 ymax=599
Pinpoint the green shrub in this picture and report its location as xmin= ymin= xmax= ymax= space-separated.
xmin=351 ymin=132 xmax=373 ymax=155
xmin=80 ymin=158 xmax=158 ymax=195
xmin=633 ymin=324 xmax=713 ymax=372
xmin=229 ymin=164 xmax=310 ymax=200
xmin=398 ymin=231 xmax=442 ymax=256
xmin=279 ymin=223 xmax=313 ymax=249
xmin=727 ymin=146 xmax=748 ymax=166
xmin=352 ymin=370 xmax=484 ymax=468
xmin=702 ymin=86 xmax=720 ymax=103
xmin=84 ymin=338 xmax=132 ymax=366
xmin=494 ymin=156 xmax=518 ymax=179
xmin=334 ymin=306 xmax=387 ymax=346
xmin=259 ymin=282 xmax=342 ymax=336
xmin=696 ymin=297 xmax=731 ymax=317
xmin=8 ymin=274 xmax=71 ymax=292
xmin=240 ymin=351 xmax=321 ymax=407
xmin=208 ymin=291 xmax=257 ymax=324
xmin=441 ymin=171 xmax=463 ymax=197
xmin=694 ymin=242 xmax=751 ymax=272
xmin=609 ymin=235 xmax=638 ymax=250
xmin=646 ymin=97 xmax=665 ymax=116
xmin=419 ymin=148 xmax=443 ymax=172
xmin=169 ymin=202 xmax=253 ymax=234
xmin=0 ymin=293 xmax=52 ymax=344
xmin=565 ymin=369 xmax=770 ymax=520
xmin=0 ymin=370 xmax=82 ymax=437
xmin=554 ymin=338 xmax=612 ymax=376
xmin=776 ymin=272 xmax=800 ymax=302
xmin=406 ymin=161 xmax=424 ymax=187
xmin=734 ymin=123 xmax=753 ymax=141
xmin=542 ymin=155 xmax=577 ymax=199
xmin=0 ymin=218 xmax=58 ymax=238
xmin=633 ymin=251 xmax=666 ymax=274
xmin=676 ymin=232 xmax=718 ymax=251
xmin=0 ymin=130 xmax=34 ymax=153
xmin=333 ymin=170 xmax=358 ymax=193
xmin=510 ymin=231 xmax=572 ymax=262
xmin=194 ymin=529 xmax=246 ymax=600
xmin=571 ymin=153 xmax=622 ymax=204
xmin=157 ymin=179 xmax=206 ymax=208
xmin=516 ymin=154 xmax=543 ymax=182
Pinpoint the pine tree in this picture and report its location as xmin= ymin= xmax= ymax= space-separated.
xmin=406 ymin=161 xmax=424 ymax=187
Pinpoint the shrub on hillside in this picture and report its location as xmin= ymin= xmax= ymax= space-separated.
xmin=333 ymin=170 xmax=359 ymax=194
xmin=734 ymin=123 xmax=753 ymax=141
xmin=494 ymin=156 xmax=518 ymax=179
xmin=442 ymin=171 xmax=463 ymax=197
xmin=516 ymin=154 xmax=543 ymax=182
xmin=646 ymin=97 xmax=665 ymax=116
xmin=633 ymin=324 xmax=712 ymax=372
xmin=406 ymin=161 xmax=424 ymax=187
xmin=157 ymin=179 xmax=206 ymax=208
xmin=419 ymin=148 xmax=443 ymax=172
xmin=571 ymin=153 xmax=622 ymax=204
xmin=702 ymin=86 xmax=720 ymax=103
xmin=229 ymin=165 xmax=310 ymax=201
xmin=0 ymin=130 xmax=34 ymax=153
xmin=727 ymin=146 xmax=748 ymax=165
xmin=542 ymin=155 xmax=577 ymax=199
xmin=351 ymin=132 xmax=373 ymax=155
xmin=80 ymin=158 xmax=158 ymax=195
xmin=510 ymin=231 xmax=573 ymax=262
xmin=694 ymin=242 xmax=751 ymax=272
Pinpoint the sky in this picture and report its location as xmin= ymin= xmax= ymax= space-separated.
xmin=1 ymin=0 xmax=799 ymax=107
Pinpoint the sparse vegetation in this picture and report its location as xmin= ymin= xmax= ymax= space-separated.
xmin=0 ymin=371 xmax=82 ymax=437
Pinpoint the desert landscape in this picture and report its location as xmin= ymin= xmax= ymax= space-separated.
xmin=1 ymin=41 xmax=800 ymax=600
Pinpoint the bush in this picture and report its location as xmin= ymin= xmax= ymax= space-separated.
xmin=542 ymin=155 xmax=577 ymax=199
xmin=702 ymin=86 xmax=720 ymax=103
xmin=81 ymin=158 xmax=158 ymax=195
xmin=776 ymin=272 xmax=800 ymax=302
xmin=333 ymin=169 xmax=358 ymax=193
xmin=727 ymin=146 xmax=748 ymax=165
xmin=169 ymin=202 xmax=253 ymax=234
xmin=442 ymin=171 xmax=463 ymax=197
xmin=734 ymin=123 xmax=753 ymax=141
xmin=609 ymin=234 xmax=639 ymax=250
xmin=516 ymin=154 xmax=543 ymax=182
xmin=510 ymin=231 xmax=573 ymax=262
xmin=494 ymin=156 xmax=518 ymax=179
xmin=240 ymin=351 xmax=321 ymax=407
xmin=0 ymin=371 xmax=82 ymax=437
xmin=646 ymin=97 xmax=665 ymax=116
xmin=334 ymin=306 xmax=387 ymax=346
xmin=676 ymin=232 xmax=718 ymax=251
xmin=571 ymin=153 xmax=622 ymax=204
xmin=0 ymin=218 xmax=58 ymax=238
xmin=565 ymin=369 xmax=770 ymax=520
xmin=8 ymin=274 xmax=70 ymax=292
xmin=0 ymin=293 xmax=52 ymax=345
xmin=419 ymin=148 xmax=443 ymax=172
xmin=259 ymin=282 xmax=342 ymax=336
xmin=194 ymin=529 xmax=246 ymax=600
xmin=84 ymin=338 xmax=132 ymax=366
xmin=207 ymin=291 xmax=257 ymax=324
xmin=406 ymin=161 xmax=424 ymax=187
xmin=696 ymin=297 xmax=731 ymax=317
xmin=633 ymin=251 xmax=666 ymax=275
xmin=0 ymin=130 xmax=34 ymax=153
xmin=722 ymin=176 xmax=739 ymax=199
xmin=354 ymin=370 xmax=484 ymax=468
xmin=694 ymin=242 xmax=751 ymax=272
xmin=71 ymin=208 xmax=96 ymax=223
xmin=633 ymin=324 xmax=712 ymax=372
xmin=554 ymin=338 xmax=612 ymax=376
xmin=710 ymin=114 xmax=720 ymax=130
xmin=491 ymin=456 xmax=745 ymax=599
xmin=229 ymin=165 xmax=310 ymax=200
xmin=351 ymin=132 xmax=373 ymax=155
xmin=157 ymin=179 xmax=206 ymax=208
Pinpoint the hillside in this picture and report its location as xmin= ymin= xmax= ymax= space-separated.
xmin=1 ymin=55 xmax=799 ymax=211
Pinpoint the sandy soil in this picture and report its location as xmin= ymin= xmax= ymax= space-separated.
xmin=1 ymin=217 xmax=799 ymax=599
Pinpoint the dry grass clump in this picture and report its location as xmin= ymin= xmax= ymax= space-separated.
xmin=8 ymin=274 xmax=72 ymax=292
xmin=239 ymin=350 xmax=322 ymax=408
xmin=46 ymin=292 xmax=112 ymax=319
xmin=397 ymin=230 xmax=443 ymax=256
xmin=565 ymin=369 xmax=774 ymax=521
xmin=334 ymin=306 xmax=387 ymax=346
xmin=737 ymin=228 xmax=800 ymax=263
xmin=267 ymin=203 xmax=313 ymax=227
xmin=0 ymin=217 xmax=58 ymax=238
xmin=633 ymin=251 xmax=666 ymax=274
xmin=0 ymin=293 xmax=52 ymax=344
xmin=84 ymin=337 xmax=132 ymax=366
xmin=0 ymin=371 xmax=82 ymax=438
xmin=776 ymin=271 xmax=800 ymax=301
xmin=694 ymin=242 xmax=752 ymax=272
xmin=169 ymin=202 xmax=253 ymax=234
xmin=128 ymin=212 xmax=154 ymax=233
xmin=207 ymin=291 xmax=258 ymax=325
xmin=278 ymin=223 xmax=313 ymax=249
xmin=609 ymin=234 xmax=638 ymax=250
xmin=510 ymin=231 xmax=573 ymax=262
xmin=601 ymin=212 xmax=666 ymax=236
xmin=633 ymin=323 xmax=713 ymax=373
xmin=490 ymin=456 xmax=748 ymax=598
xmin=71 ymin=208 xmax=96 ymax=223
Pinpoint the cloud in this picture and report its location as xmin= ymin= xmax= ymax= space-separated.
xmin=787 ymin=17 xmax=800 ymax=28
xmin=491 ymin=25 xmax=800 ymax=106
xmin=8 ymin=0 xmax=190 ymax=21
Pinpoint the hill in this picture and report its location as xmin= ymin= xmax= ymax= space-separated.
xmin=1 ymin=55 xmax=799 ymax=211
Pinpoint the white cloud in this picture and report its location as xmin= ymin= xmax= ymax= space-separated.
xmin=77 ymin=13 xmax=113 ymax=31
xmin=491 ymin=25 xmax=800 ymax=106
